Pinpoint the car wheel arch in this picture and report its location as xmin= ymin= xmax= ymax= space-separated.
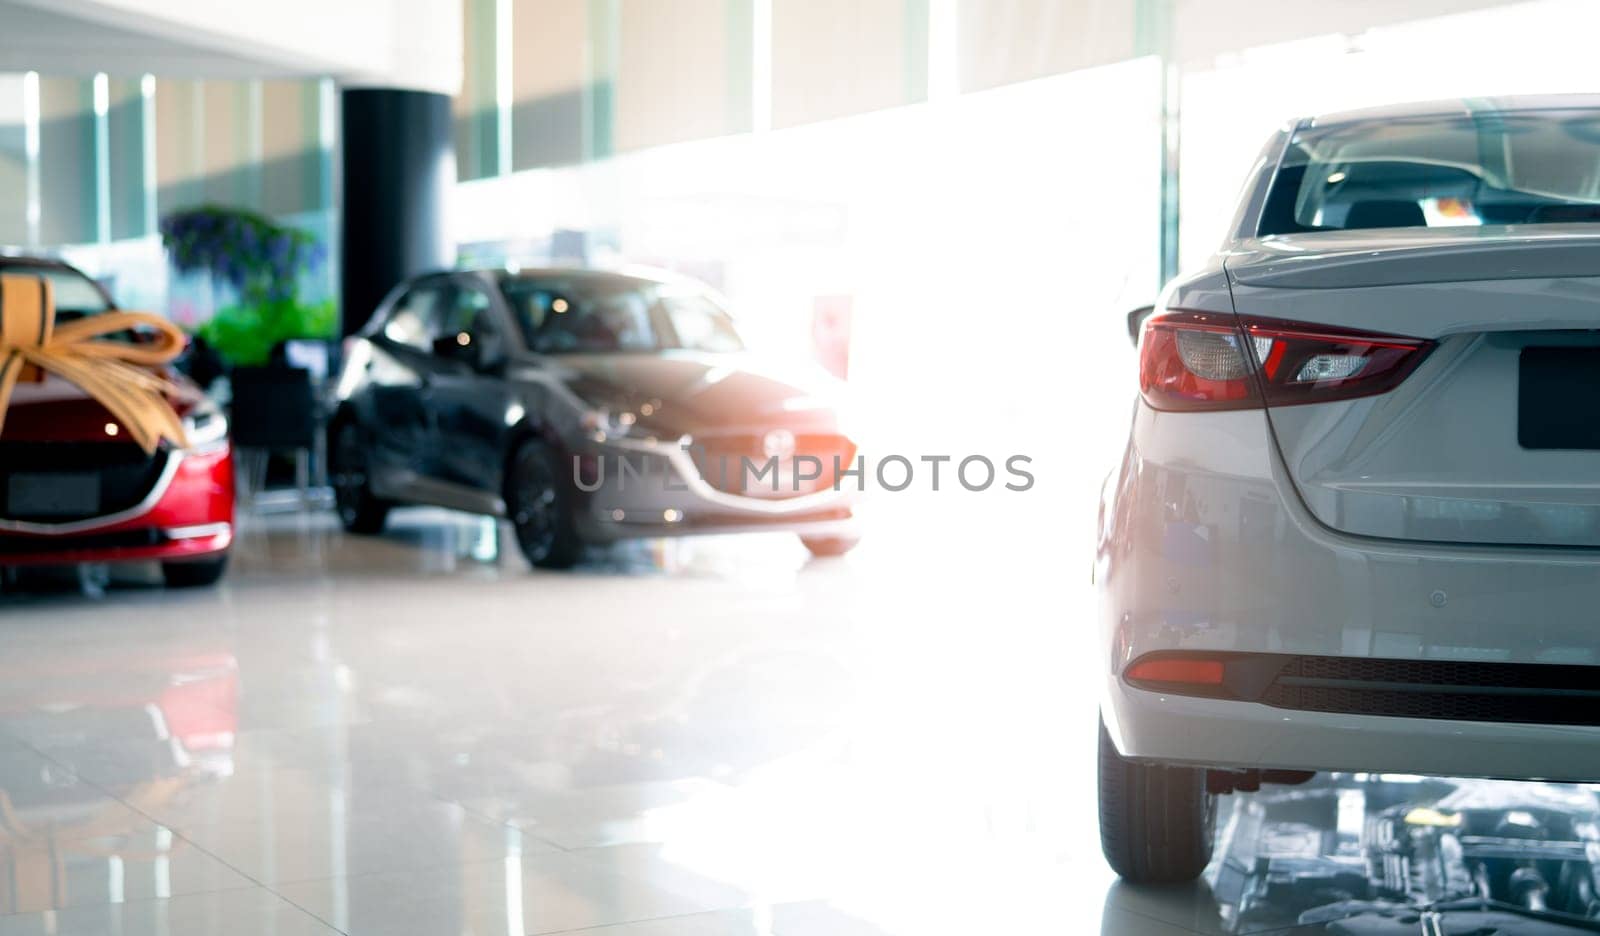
xmin=327 ymin=403 xmax=366 ymax=448
xmin=499 ymin=418 xmax=566 ymax=510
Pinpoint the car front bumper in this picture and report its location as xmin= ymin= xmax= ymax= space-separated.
xmin=1098 ymin=402 xmax=1600 ymax=782
xmin=573 ymin=436 xmax=862 ymax=543
xmin=0 ymin=445 xmax=235 ymax=566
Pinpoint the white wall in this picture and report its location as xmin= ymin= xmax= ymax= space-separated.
xmin=1170 ymin=0 xmax=1521 ymax=65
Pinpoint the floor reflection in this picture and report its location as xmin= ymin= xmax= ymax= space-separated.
xmin=0 ymin=631 xmax=239 ymax=917
xmin=2 ymin=506 xmax=1597 ymax=934
xmin=1197 ymin=773 xmax=1600 ymax=934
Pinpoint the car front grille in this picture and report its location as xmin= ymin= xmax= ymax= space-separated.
xmin=0 ymin=528 xmax=168 ymax=555
xmin=1126 ymin=652 xmax=1600 ymax=727
xmin=690 ymin=432 xmax=855 ymax=499
xmin=0 ymin=442 xmax=169 ymax=523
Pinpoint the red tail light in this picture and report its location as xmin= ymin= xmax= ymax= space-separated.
xmin=1139 ymin=311 xmax=1259 ymax=410
xmin=1139 ymin=311 xmax=1433 ymax=411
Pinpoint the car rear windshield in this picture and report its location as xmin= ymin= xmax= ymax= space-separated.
xmin=1259 ymin=108 xmax=1600 ymax=235
xmin=501 ymin=277 xmax=743 ymax=354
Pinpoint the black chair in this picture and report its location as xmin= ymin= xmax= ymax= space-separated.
xmin=230 ymin=365 xmax=317 ymax=505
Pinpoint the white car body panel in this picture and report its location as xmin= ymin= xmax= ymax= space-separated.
xmin=1233 ymin=265 xmax=1600 ymax=547
xmin=1228 ymin=225 xmax=1600 ymax=290
xmin=1098 ymin=96 xmax=1600 ymax=782
xmin=1099 ymin=403 xmax=1600 ymax=781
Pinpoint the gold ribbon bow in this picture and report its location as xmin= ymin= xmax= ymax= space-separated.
xmin=0 ymin=272 xmax=192 ymax=453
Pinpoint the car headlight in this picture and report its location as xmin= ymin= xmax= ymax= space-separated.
xmin=579 ymin=407 xmax=638 ymax=442
xmin=182 ymin=399 xmax=229 ymax=451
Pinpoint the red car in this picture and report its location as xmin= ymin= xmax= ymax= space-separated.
xmin=0 ymin=257 xmax=233 ymax=587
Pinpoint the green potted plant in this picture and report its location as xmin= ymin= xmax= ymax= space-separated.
xmin=159 ymin=205 xmax=334 ymax=367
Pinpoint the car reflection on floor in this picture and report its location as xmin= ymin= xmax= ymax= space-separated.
xmin=1155 ymin=773 xmax=1600 ymax=935
xmin=0 ymin=633 xmax=237 ymax=915
xmin=10 ymin=509 xmax=1600 ymax=934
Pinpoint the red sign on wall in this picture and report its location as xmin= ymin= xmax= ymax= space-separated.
xmin=811 ymin=295 xmax=853 ymax=380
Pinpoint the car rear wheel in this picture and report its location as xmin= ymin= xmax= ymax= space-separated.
xmin=1098 ymin=716 xmax=1216 ymax=884
xmin=331 ymin=422 xmax=390 ymax=535
xmin=507 ymin=439 xmax=582 ymax=570
xmin=800 ymin=535 xmax=859 ymax=558
xmin=162 ymin=555 xmax=228 ymax=588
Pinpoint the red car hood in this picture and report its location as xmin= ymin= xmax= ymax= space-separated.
xmin=0 ymin=372 xmax=199 ymax=443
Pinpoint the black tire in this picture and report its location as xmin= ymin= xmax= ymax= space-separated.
xmin=162 ymin=554 xmax=228 ymax=588
xmin=507 ymin=438 xmax=582 ymax=570
xmin=331 ymin=421 xmax=390 ymax=535
xmin=1098 ymin=716 xmax=1216 ymax=884
xmin=801 ymin=535 xmax=859 ymax=558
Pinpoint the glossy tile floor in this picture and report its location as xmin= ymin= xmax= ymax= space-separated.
xmin=1 ymin=506 xmax=1597 ymax=935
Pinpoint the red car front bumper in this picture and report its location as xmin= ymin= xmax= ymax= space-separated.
xmin=0 ymin=444 xmax=235 ymax=566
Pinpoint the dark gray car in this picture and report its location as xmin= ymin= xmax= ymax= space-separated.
xmin=330 ymin=267 xmax=861 ymax=568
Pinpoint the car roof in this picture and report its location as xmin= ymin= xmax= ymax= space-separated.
xmin=0 ymin=255 xmax=116 ymax=309
xmin=1302 ymin=93 xmax=1600 ymax=130
xmin=0 ymin=255 xmax=84 ymax=274
xmin=477 ymin=265 xmax=704 ymax=290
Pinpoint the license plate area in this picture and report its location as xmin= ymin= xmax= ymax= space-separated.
xmin=1519 ymin=347 xmax=1600 ymax=449
xmin=4 ymin=473 xmax=101 ymax=519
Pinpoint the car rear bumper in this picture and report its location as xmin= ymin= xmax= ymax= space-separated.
xmin=1103 ymin=678 xmax=1600 ymax=782
xmin=1097 ymin=402 xmax=1600 ymax=781
xmin=0 ymin=445 xmax=234 ymax=566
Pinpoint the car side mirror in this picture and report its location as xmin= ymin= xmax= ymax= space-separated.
xmin=432 ymin=333 xmax=473 ymax=362
xmin=1126 ymin=305 xmax=1155 ymax=346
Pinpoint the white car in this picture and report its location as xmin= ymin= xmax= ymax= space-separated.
xmin=1097 ymin=95 xmax=1600 ymax=883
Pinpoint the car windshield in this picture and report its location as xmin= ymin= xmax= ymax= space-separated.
xmin=500 ymin=276 xmax=744 ymax=354
xmin=1259 ymin=108 xmax=1600 ymax=235
xmin=4 ymin=265 xmax=112 ymax=322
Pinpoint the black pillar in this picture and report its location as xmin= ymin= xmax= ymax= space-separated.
xmin=339 ymin=88 xmax=453 ymax=336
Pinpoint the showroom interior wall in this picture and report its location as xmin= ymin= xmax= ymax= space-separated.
xmin=0 ymin=70 xmax=334 ymax=317
xmin=0 ymin=0 xmax=456 ymax=320
xmin=447 ymin=0 xmax=1161 ymax=550
xmin=439 ymin=0 xmax=1600 ymax=556
xmin=1 ymin=1 xmax=1588 ymax=287
xmin=2 ymin=1 xmax=1569 ymax=292
xmin=0 ymin=75 xmax=23 ymax=247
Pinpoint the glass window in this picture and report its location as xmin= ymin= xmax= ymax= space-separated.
xmin=1261 ymin=109 xmax=1600 ymax=235
xmin=37 ymin=78 xmax=95 ymax=246
xmin=500 ymin=276 xmax=747 ymax=354
xmin=508 ymin=0 xmax=586 ymax=169
xmin=543 ymin=291 xmax=654 ymax=352
xmin=455 ymin=0 xmax=501 ymax=180
xmin=502 ymin=278 xmax=657 ymax=353
xmin=106 ymin=77 xmax=150 ymax=240
xmin=658 ymin=294 xmax=743 ymax=352
xmin=4 ymin=263 xmax=158 ymax=346
xmin=45 ymin=269 xmax=110 ymax=318
xmin=382 ymin=283 xmax=448 ymax=351
xmin=0 ymin=75 xmax=24 ymax=248
xmin=436 ymin=283 xmax=496 ymax=347
xmin=4 ymin=265 xmax=112 ymax=324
